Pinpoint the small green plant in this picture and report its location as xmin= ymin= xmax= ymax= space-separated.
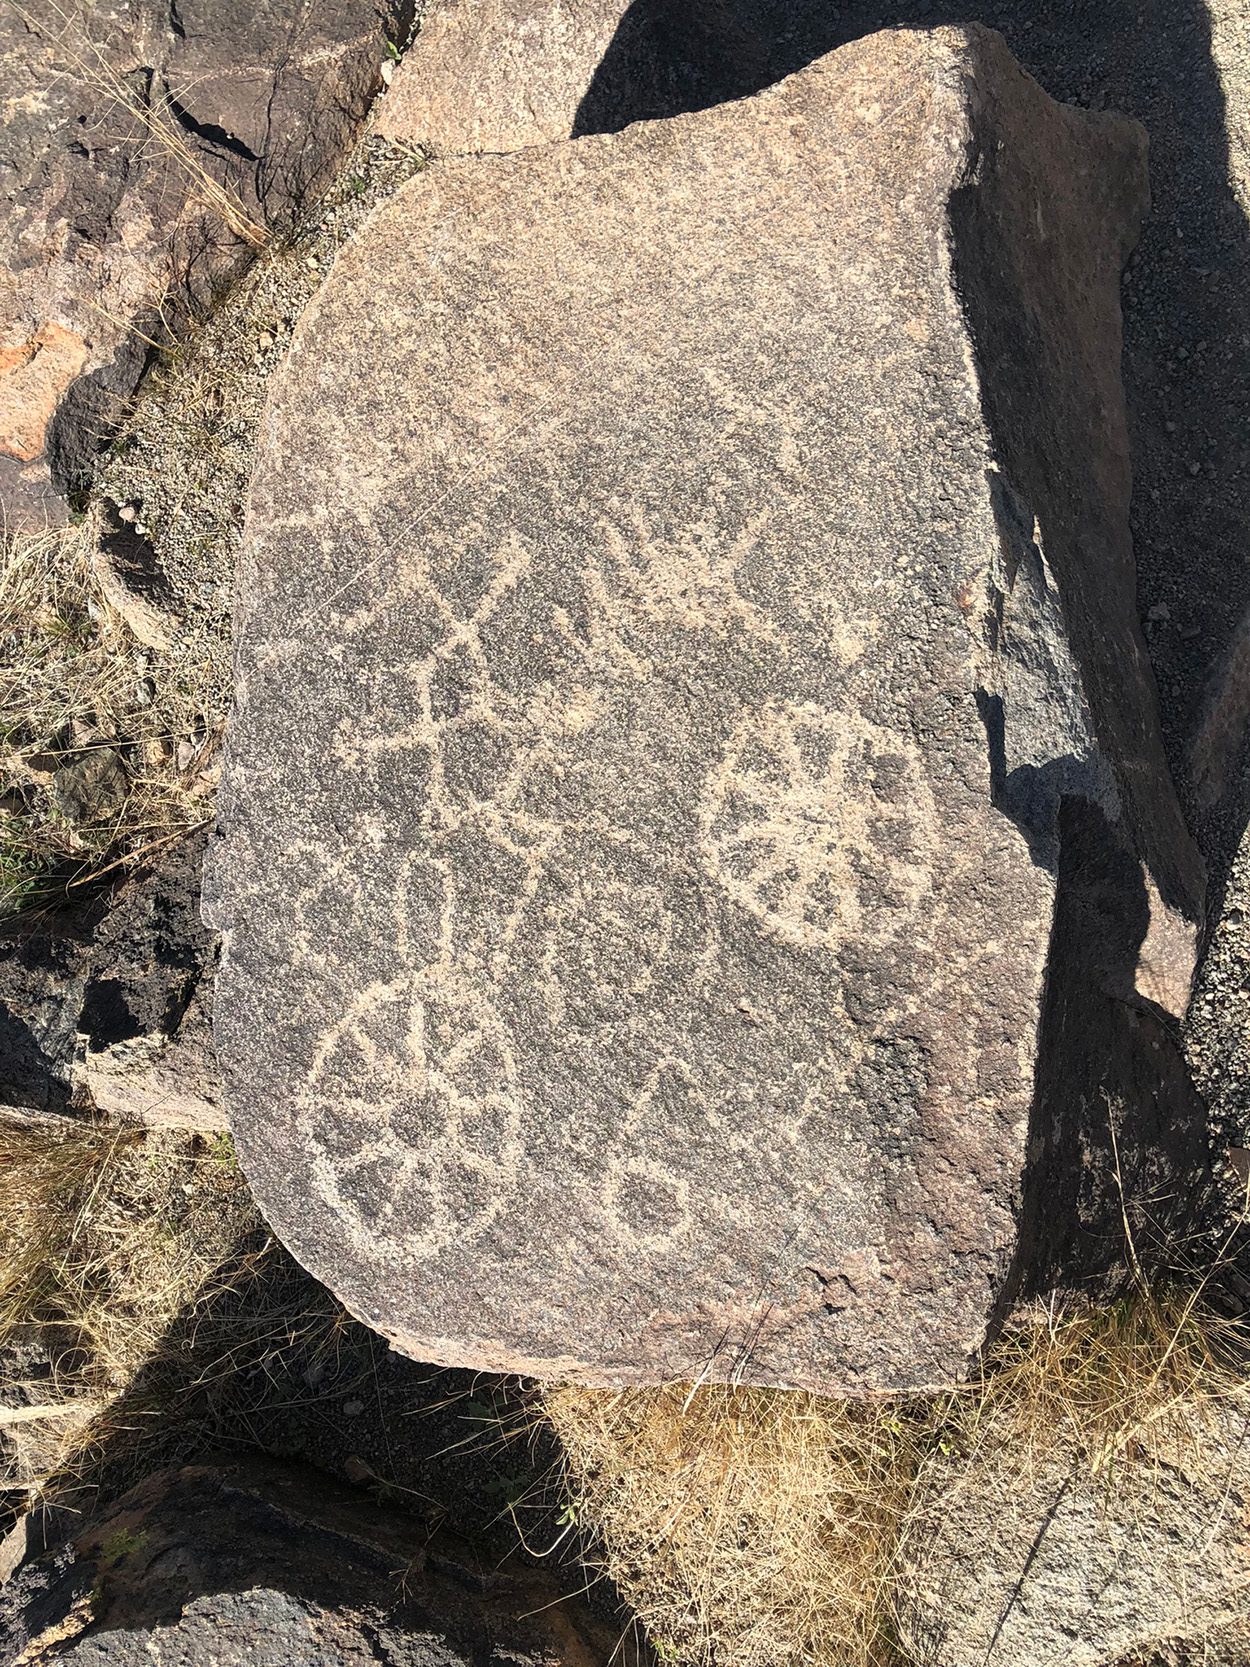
xmin=207 ymin=1132 xmax=238 ymax=1172
xmin=100 ymin=1527 xmax=147 ymax=1564
xmin=0 ymin=840 xmax=46 ymax=916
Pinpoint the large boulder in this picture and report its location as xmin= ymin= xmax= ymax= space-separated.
xmin=0 ymin=0 xmax=406 ymax=525
xmin=374 ymin=0 xmax=761 ymax=153
xmin=208 ymin=28 xmax=1204 ymax=1392
xmin=0 ymin=1459 xmax=628 ymax=1665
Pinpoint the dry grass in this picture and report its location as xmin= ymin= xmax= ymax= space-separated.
xmin=543 ymin=1382 xmax=919 ymax=1667
xmin=961 ymin=1287 xmax=1249 ymax=1475
xmin=0 ymin=521 xmax=218 ymax=917
xmin=0 ymin=1113 xmax=353 ymax=1517
xmin=0 ymin=1116 xmax=250 ymax=1492
xmin=543 ymin=1287 xmax=1250 ymax=1667
xmin=1 ymin=1117 xmax=1244 ymax=1665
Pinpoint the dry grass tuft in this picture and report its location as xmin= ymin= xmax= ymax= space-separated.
xmin=0 ymin=1113 xmax=361 ymax=1527
xmin=0 ymin=521 xmax=218 ymax=916
xmin=0 ymin=1116 xmax=255 ymax=1493
xmin=543 ymin=1286 xmax=1250 ymax=1667
xmin=963 ymin=1287 xmax=1250 ymax=1476
xmin=543 ymin=1382 xmax=921 ymax=1667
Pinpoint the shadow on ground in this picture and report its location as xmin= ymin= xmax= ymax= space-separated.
xmin=8 ymin=1213 xmax=640 ymax=1656
xmin=50 ymin=1222 xmax=558 ymax=1561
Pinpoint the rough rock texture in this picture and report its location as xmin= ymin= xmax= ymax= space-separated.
xmin=897 ymin=1403 xmax=1250 ymax=1667
xmin=377 ymin=0 xmax=669 ymax=152
xmin=383 ymin=0 xmax=1250 ymax=829
xmin=0 ymin=1460 xmax=627 ymax=1666
xmin=0 ymin=831 xmax=221 ymax=1127
xmin=0 ymin=0 xmax=408 ymax=525
xmin=210 ymin=28 xmax=1203 ymax=1392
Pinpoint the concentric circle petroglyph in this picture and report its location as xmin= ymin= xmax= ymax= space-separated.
xmin=698 ymin=702 xmax=938 ymax=954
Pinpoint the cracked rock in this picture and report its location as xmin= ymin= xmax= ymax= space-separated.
xmin=896 ymin=1398 xmax=1250 ymax=1667
xmin=0 ymin=1458 xmax=621 ymax=1665
xmin=0 ymin=0 xmax=408 ymax=526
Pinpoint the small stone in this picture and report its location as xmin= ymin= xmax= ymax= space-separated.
xmin=1188 ymin=461 xmax=1202 ymax=476
xmin=1147 ymin=602 xmax=1171 ymax=622
xmin=117 ymin=503 xmax=138 ymax=523
xmin=257 ymin=330 xmax=275 ymax=350
xmin=341 ymin=1398 xmax=364 ymax=1418
xmin=52 ymin=748 xmax=128 ymax=824
xmin=91 ymin=510 xmax=183 ymax=652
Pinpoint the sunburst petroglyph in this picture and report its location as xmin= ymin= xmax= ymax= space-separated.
xmin=699 ymin=703 xmax=937 ymax=956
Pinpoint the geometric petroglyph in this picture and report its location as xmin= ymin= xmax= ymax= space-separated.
xmin=699 ymin=701 xmax=938 ymax=954
xmin=306 ymin=967 xmax=525 ymax=1260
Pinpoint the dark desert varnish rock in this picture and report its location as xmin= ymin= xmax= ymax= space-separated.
xmin=207 ymin=28 xmax=1203 ymax=1393
xmin=0 ymin=0 xmax=397 ymax=525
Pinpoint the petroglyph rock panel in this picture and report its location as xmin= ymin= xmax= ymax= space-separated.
xmin=208 ymin=28 xmax=1203 ymax=1393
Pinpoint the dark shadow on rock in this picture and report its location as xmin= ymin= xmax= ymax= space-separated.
xmin=0 ymin=1455 xmax=642 ymax=1666
xmin=0 ymin=897 xmax=106 ymax=1113
xmin=46 ymin=1223 xmax=528 ymax=1553
xmin=1006 ymin=796 xmax=1220 ymax=1305
xmin=1 ymin=1219 xmax=642 ymax=1665
xmin=0 ymin=832 xmax=215 ymax=1112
